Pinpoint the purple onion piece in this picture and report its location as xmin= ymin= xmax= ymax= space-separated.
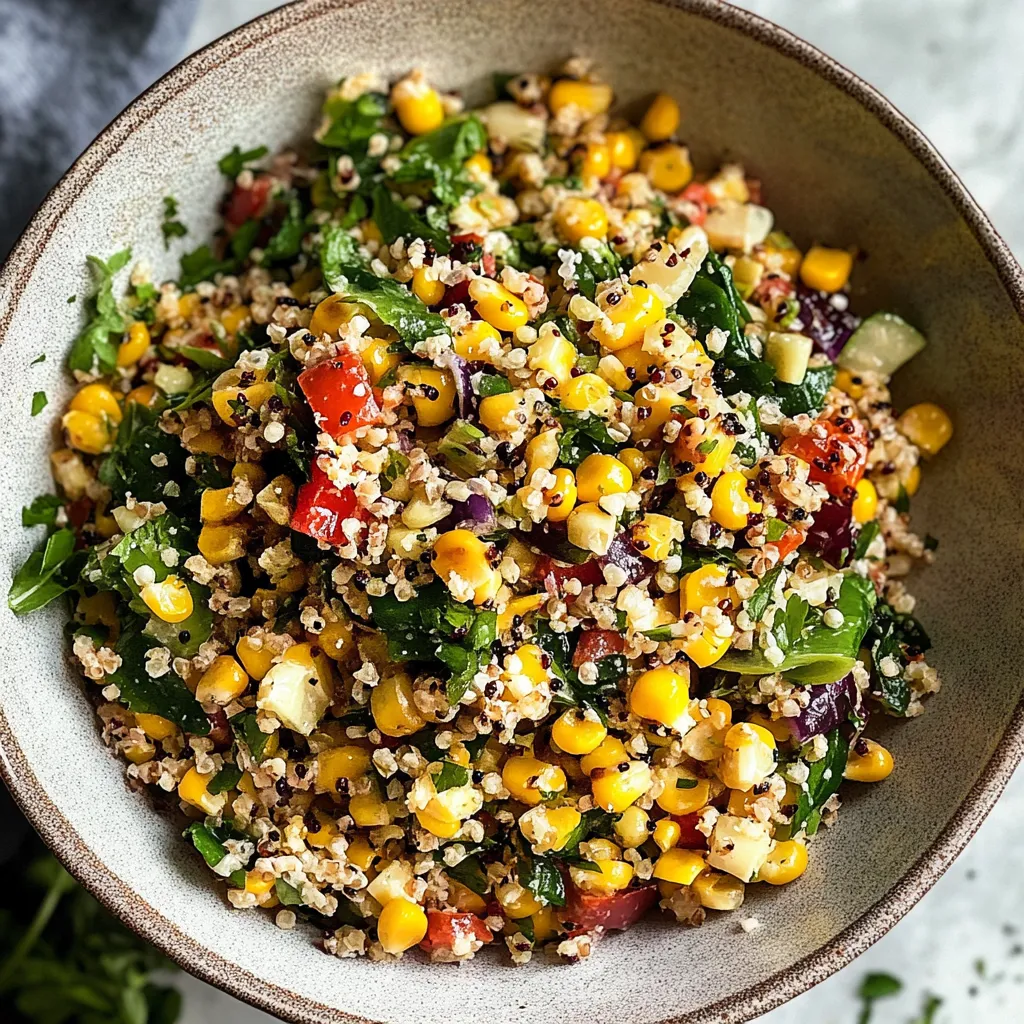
xmin=600 ymin=531 xmax=655 ymax=585
xmin=803 ymin=499 xmax=854 ymax=568
xmin=437 ymin=350 xmax=476 ymax=419
xmin=438 ymin=493 xmax=495 ymax=535
xmin=789 ymin=673 xmax=859 ymax=742
xmin=796 ymin=283 xmax=860 ymax=361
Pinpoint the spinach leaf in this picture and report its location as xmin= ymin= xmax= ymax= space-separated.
xmin=774 ymin=364 xmax=836 ymax=417
xmin=787 ymin=727 xmax=849 ymax=837
xmin=178 ymin=244 xmax=237 ymax=290
xmin=66 ymin=249 xmax=132 ymax=374
xmin=318 ymin=90 xmax=387 ymax=150
xmin=558 ymin=808 xmax=616 ymax=856
xmin=676 ymin=255 xmax=750 ymax=364
xmin=745 ymin=564 xmax=784 ymax=624
xmin=275 ymin=879 xmax=304 ymax=906
xmin=390 ymin=116 xmax=487 ymax=207
xmin=865 ymin=601 xmax=931 ymax=716
xmin=21 ymin=494 xmax=63 ymax=528
xmin=7 ymin=529 xmax=81 ymax=615
xmin=856 ymin=971 xmax=903 ymax=1024
xmin=477 ymin=373 xmax=513 ymax=397
xmin=185 ymin=823 xmax=230 ymax=870
xmin=574 ymin=244 xmax=623 ymax=300
xmin=518 ymin=853 xmax=565 ymax=907
xmin=207 ymin=764 xmax=243 ymax=795
xmin=433 ymin=761 xmax=470 ymax=792
xmin=230 ymin=710 xmax=271 ymax=761
xmin=851 ymin=520 xmax=880 ymax=561
xmin=218 ymin=144 xmax=268 ymax=178
xmin=439 ymin=853 xmax=490 ymax=895
xmin=108 ymin=512 xmax=194 ymax=584
xmin=161 ymin=196 xmax=188 ymax=247
xmin=98 ymin=400 xmax=190 ymax=503
xmin=773 ymin=594 xmax=810 ymax=651
xmin=370 ymin=183 xmax=450 ymax=253
xmin=261 ymin=190 xmax=308 ymax=264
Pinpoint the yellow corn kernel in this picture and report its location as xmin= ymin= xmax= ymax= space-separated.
xmin=139 ymin=576 xmax=194 ymax=624
xmin=416 ymin=808 xmax=462 ymax=838
xmin=617 ymin=448 xmax=651 ymax=480
xmin=220 ymin=304 xmax=251 ymax=336
xmin=532 ymin=904 xmax=560 ymax=942
xmin=745 ymin=711 xmax=791 ymax=744
xmin=200 ymin=486 xmax=246 ymax=524
xmin=684 ymin=564 xmax=738 ymax=614
xmin=309 ymin=294 xmax=356 ymax=337
xmin=683 ymin=631 xmax=732 ymax=670
xmin=581 ymin=736 xmax=629 ymax=776
xmin=411 ymin=266 xmax=445 ymax=306
xmin=639 ymin=144 xmax=693 ymax=193
xmin=178 ymin=766 xmax=226 ymax=815
xmin=565 ymin=501 xmax=617 ymax=556
xmin=401 ymin=365 xmax=456 ymax=428
xmin=592 ymin=285 xmax=665 ymax=352
xmin=135 ymin=712 xmax=178 ymax=742
xmin=718 ymin=723 xmax=777 ymax=792
xmin=590 ymin=759 xmax=652 ymax=813
xmin=124 ymin=738 xmax=156 ymax=764
xmin=614 ymin=805 xmax=650 ymax=848
xmin=499 ymin=884 xmax=542 ymax=920
xmin=551 ymin=708 xmax=607 ymax=756
xmin=346 ymin=837 xmax=377 ymax=872
xmin=571 ymin=857 xmax=634 ymax=893
xmin=177 ymin=292 xmax=200 ymax=319
xmin=525 ymin=429 xmax=560 ymax=480
xmin=508 ymin=643 xmax=549 ymax=689
xmin=187 ymin=430 xmax=228 ymax=458
xmin=548 ymin=78 xmax=613 ymax=117
xmin=574 ymin=453 xmax=632 ymax=504
xmin=118 ymin=321 xmax=151 ymax=367
xmin=641 ymin=92 xmax=681 ymax=142
xmin=629 ymin=665 xmax=690 ymax=732
xmin=558 ymin=372 xmax=614 ymax=416
xmin=468 ymin=277 xmax=529 ymax=332
xmin=554 ymin=196 xmax=608 ymax=245
xmin=799 ymin=246 xmax=854 ymax=293
xmin=497 ymin=592 xmax=547 ymax=633
xmin=371 ymin=671 xmax=425 ymax=738
xmin=125 ymin=384 xmax=158 ymax=407
xmin=615 ymin=341 xmax=654 ymax=385
xmin=197 ymin=522 xmax=248 ymax=565
xmin=195 ymin=655 xmax=249 ymax=704
xmin=349 ymin=784 xmax=392 ymax=827
xmin=605 ymin=130 xmax=638 ymax=171
xmin=62 ymin=410 xmax=111 ymax=455
xmin=851 ymin=478 xmax=878 ymax=524
xmin=653 ymin=848 xmax=706 ymax=887
xmin=235 ymin=635 xmax=275 ymax=681
xmin=844 ymin=738 xmax=894 ymax=783
xmin=305 ymin=810 xmax=339 ymax=849
xmin=692 ymin=870 xmax=745 ymax=911
xmin=758 ymin=839 xmax=808 ymax=885
xmin=834 ymin=368 xmax=866 ymax=400
xmin=392 ymin=78 xmax=445 ymax=135
xmin=655 ymin=766 xmax=711 ymax=816
xmin=632 ymin=514 xmax=681 ymax=562
xmin=710 ymin=472 xmax=762 ymax=531
xmin=502 ymin=756 xmax=566 ymax=806
xmin=228 ymin=462 xmax=264 ymax=490
xmin=760 ymin=236 xmax=803 ymax=278
xmin=464 ymin=151 xmax=492 ymax=178
xmin=211 ymin=381 xmax=275 ymax=425
xmin=653 ymin=819 xmax=681 ymax=852
xmin=478 ymin=388 xmax=534 ymax=433
xmin=527 ymin=327 xmax=577 ymax=384
xmin=432 ymin=528 xmax=499 ymax=605
xmin=71 ymin=383 xmax=123 ymax=424
xmin=244 ymin=869 xmax=276 ymax=896
xmin=674 ymin=422 xmax=736 ymax=481
xmin=318 ymin=620 xmax=353 ymax=662
xmin=453 ymin=319 xmax=502 ymax=364
xmin=904 ymin=463 xmax=921 ymax=497
xmin=361 ymin=335 xmax=402 ymax=384
xmin=898 ymin=402 xmax=953 ymax=457
xmin=377 ymin=897 xmax=428 ymax=954
xmin=519 ymin=805 xmax=581 ymax=853
xmin=580 ymin=141 xmax=612 ymax=179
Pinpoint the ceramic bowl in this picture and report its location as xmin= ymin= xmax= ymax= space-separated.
xmin=1 ymin=1 xmax=1022 ymax=1021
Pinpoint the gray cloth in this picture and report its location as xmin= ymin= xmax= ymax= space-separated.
xmin=0 ymin=0 xmax=198 ymax=257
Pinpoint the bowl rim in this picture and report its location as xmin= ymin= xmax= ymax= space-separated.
xmin=1 ymin=1 xmax=1022 ymax=1021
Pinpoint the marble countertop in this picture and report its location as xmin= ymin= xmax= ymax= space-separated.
xmin=178 ymin=2 xmax=1024 ymax=1021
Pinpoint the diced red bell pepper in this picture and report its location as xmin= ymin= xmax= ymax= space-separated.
xmin=225 ymin=175 xmax=272 ymax=228
xmin=297 ymin=351 xmax=381 ymax=437
xmin=780 ymin=415 xmax=870 ymax=498
xmin=679 ymin=182 xmax=710 ymax=226
xmin=419 ymin=911 xmax=492 ymax=953
xmin=561 ymin=883 xmax=659 ymax=934
xmin=671 ymin=812 xmax=709 ymax=850
xmin=572 ymin=629 xmax=624 ymax=668
xmin=769 ymin=526 xmax=805 ymax=561
xmin=537 ymin=557 xmax=605 ymax=594
xmin=290 ymin=463 xmax=363 ymax=547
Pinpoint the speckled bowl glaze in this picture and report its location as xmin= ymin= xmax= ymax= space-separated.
xmin=1 ymin=1 xmax=1023 ymax=1021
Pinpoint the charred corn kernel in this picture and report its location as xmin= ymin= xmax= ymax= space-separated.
xmin=554 ymin=196 xmax=608 ymax=245
xmin=548 ymin=78 xmax=613 ymax=117
xmin=71 ymin=382 xmax=123 ymax=424
xmin=640 ymin=144 xmax=693 ymax=192
xmin=453 ymin=319 xmax=502 ymax=364
xmin=710 ymin=472 xmax=762 ymax=531
xmin=905 ymin=463 xmax=922 ymax=496
xmin=195 ymin=655 xmax=248 ymax=704
xmin=126 ymin=384 xmax=158 ymax=407
xmin=432 ymin=528 xmax=498 ymax=604
xmin=178 ymin=766 xmax=226 ymax=815
xmin=118 ymin=321 xmax=150 ymax=366
xmin=566 ymin=501 xmax=617 ymax=556
xmin=718 ymin=723 xmax=777 ymax=792
xmin=575 ymin=453 xmax=632 ymax=503
xmin=834 ymin=368 xmax=866 ymax=400
xmin=464 ymin=151 xmax=492 ymax=177
xmin=140 ymin=576 xmax=193 ymax=624
xmin=571 ymin=857 xmax=634 ymax=893
xmin=612 ymin=805 xmax=649 ymax=848
xmin=318 ymin=620 xmax=353 ymax=662
xmin=371 ymin=671 xmax=425 ymax=738
xmin=244 ymin=869 xmax=276 ymax=896
xmin=349 ymin=785 xmax=391 ymax=827
xmin=799 ymin=245 xmax=854 ymax=293
xmin=502 ymin=756 xmax=566 ymax=806
xmin=134 ymin=712 xmax=177 ymax=742
xmin=525 ymin=429 xmax=560 ymax=478
xmin=551 ymin=708 xmax=607 ymax=755
xmin=758 ymin=839 xmax=808 ymax=885
xmin=346 ymin=837 xmax=377 ymax=872
xmin=411 ymin=266 xmax=445 ymax=306
xmin=188 ymin=430 xmax=229 ymax=457
xmin=201 ymin=485 xmax=246 ymax=523
xmin=468 ymin=277 xmax=529 ymax=331
xmin=220 ymin=304 xmax=250 ymax=335
xmin=499 ymin=885 xmax=543 ymax=919
xmin=559 ymin=372 xmax=614 ymax=416
xmin=581 ymin=736 xmax=628 ymax=776
xmin=653 ymin=819 xmax=681 ymax=852
xmin=632 ymin=513 xmax=681 ymax=562
xmin=235 ymin=635 xmax=274 ymax=680
xmin=497 ymin=592 xmax=547 ymax=632
xmin=416 ymin=808 xmax=462 ymax=838
xmin=580 ymin=141 xmax=612 ymax=179
xmin=641 ymin=92 xmax=681 ymax=142
xmin=528 ymin=328 xmax=577 ymax=383
xmin=852 ymin=478 xmax=878 ymax=523
xmin=656 ymin=767 xmax=711 ymax=815
xmin=401 ymin=365 xmax=456 ymax=427
xmin=62 ymin=410 xmax=110 ymax=454
xmin=309 ymin=294 xmax=355 ymax=337
xmin=684 ymin=564 xmax=738 ymax=614
xmin=377 ymin=897 xmax=428 ymax=954
xmin=898 ymin=402 xmax=953 ymax=456
xmin=693 ymin=871 xmax=745 ymax=911
xmin=605 ymin=130 xmax=638 ymax=171
xmin=361 ymin=335 xmax=402 ymax=384
xmin=392 ymin=77 xmax=445 ymax=135
xmin=590 ymin=760 xmax=652 ymax=813
xmin=654 ymin=848 xmax=706 ymax=886
xmin=592 ymin=285 xmax=665 ymax=352
xmin=629 ymin=665 xmax=690 ymax=732
xmin=197 ymin=522 xmax=248 ymax=565
xmin=540 ymin=468 xmax=577 ymax=523
xmin=844 ymin=738 xmax=894 ymax=782
xmin=478 ymin=388 xmax=534 ymax=433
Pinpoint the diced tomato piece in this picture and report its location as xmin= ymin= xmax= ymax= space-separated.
xmin=481 ymin=252 xmax=497 ymax=277
xmin=572 ymin=629 xmax=624 ymax=668
xmin=450 ymin=233 xmax=485 ymax=246
xmin=297 ymin=351 xmax=381 ymax=437
xmin=562 ymin=884 xmax=658 ymax=934
xmin=679 ymin=182 xmax=709 ymax=226
xmin=537 ymin=557 xmax=605 ymax=593
xmin=671 ymin=812 xmax=709 ymax=850
xmin=225 ymin=175 xmax=272 ymax=227
xmin=419 ymin=911 xmax=492 ymax=953
xmin=769 ymin=526 xmax=805 ymax=561
xmin=290 ymin=463 xmax=363 ymax=547
xmin=780 ymin=415 xmax=870 ymax=498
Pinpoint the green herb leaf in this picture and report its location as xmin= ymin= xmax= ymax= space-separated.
xmin=439 ymin=853 xmax=490 ymax=895
xmin=477 ymin=373 xmax=513 ymax=397
xmin=518 ymin=854 xmax=565 ymax=907
xmin=185 ymin=823 xmax=229 ymax=870
xmin=207 ymin=764 xmax=243 ymax=795
xmin=178 ymin=244 xmax=236 ymax=290
xmin=910 ymin=993 xmax=942 ymax=1024
xmin=7 ymin=528 xmax=79 ymax=615
xmin=856 ymin=971 xmax=903 ymax=1024
xmin=655 ymin=449 xmax=675 ymax=486
xmin=262 ymin=191 xmax=308 ymax=264
xmin=217 ymin=144 xmax=269 ymax=178
xmin=30 ymin=391 xmax=47 ymax=416
xmin=675 ymin=777 xmax=699 ymax=789
xmin=764 ymin=518 xmax=789 ymax=543
xmin=230 ymin=710 xmax=271 ymax=761
xmin=895 ymin=483 xmax=911 ymax=515
xmin=554 ymin=407 xmax=619 ymax=467
xmin=744 ymin=564 xmax=784 ymax=624
xmin=695 ymin=438 xmax=718 ymax=456
xmin=370 ymin=183 xmax=450 ymax=253
xmin=319 ymin=90 xmax=388 ymax=150
xmin=274 ymin=879 xmax=304 ymax=906
xmin=865 ymin=601 xmax=931 ymax=716
xmin=66 ymin=249 xmax=132 ymax=374
xmin=434 ymin=761 xmax=471 ymax=792
xmin=391 ymin=116 xmax=488 ymax=207
xmin=161 ymin=196 xmax=188 ymax=247
xmin=852 ymin=520 xmax=880 ymax=561
xmin=21 ymin=494 xmax=63 ymax=528
xmin=787 ymin=727 xmax=849 ymax=838
xmin=774 ymin=364 xmax=836 ymax=417
xmin=30 ymin=352 xmax=46 ymax=364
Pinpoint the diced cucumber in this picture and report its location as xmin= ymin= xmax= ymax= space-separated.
xmin=837 ymin=312 xmax=926 ymax=376
xmin=765 ymin=331 xmax=813 ymax=385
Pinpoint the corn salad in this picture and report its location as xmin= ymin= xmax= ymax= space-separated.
xmin=10 ymin=60 xmax=949 ymax=965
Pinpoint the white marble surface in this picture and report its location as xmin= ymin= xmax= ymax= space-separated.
xmin=176 ymin=2 xmax=1024 ymax=1021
